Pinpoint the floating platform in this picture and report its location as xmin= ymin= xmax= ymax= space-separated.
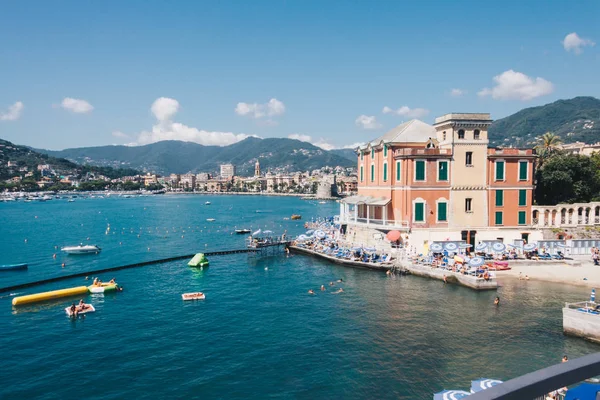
xmin=12 ymin=286 xmax=89 ymax=306
xmin=65 ymin=304 xmax=95 ymax=317
xmin=88 ymin=283 xmax=118 ymax=293
xmin=188 ymin=253 xmax=209 ymax=268
xmin=182 ymin=292 xmax=205 ymax=301
xmin=563 ymin=301 xmax=600 ymax=343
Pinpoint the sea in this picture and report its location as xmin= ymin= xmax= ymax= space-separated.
xmin=0 ymin=194 xmax=598 ymax=399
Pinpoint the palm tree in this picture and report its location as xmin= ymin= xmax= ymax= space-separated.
xmin=535 ymin=132 xmax=562 ymax=157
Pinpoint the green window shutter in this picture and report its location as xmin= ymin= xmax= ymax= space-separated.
xmin=495 ymin=211 xmax=503 ymax=225
xmin=518 ymin=211 xmax=526 ymax=225
xmin=437 ymin=202 xmax=447 ymax=222
xmin=360 ymin=166 xmax=363 ymax=182
xmin=371 ymin=165 xmax=375 ymax=182
xmin=415 ymin=202 xmax=424 ymax=222
xmin=371 ymin=149 xmax=374 ymax=158
xmin=495 ymin=190 xmax=503 ymax=206
xmin=519 ymin=189 xmax=527 ymax=206
xmin=519 ymin=161 xmax=528 ymax=180
xmin=438 ymin=161 xmax=448 ymax=181
xmin=383 ymin=163 xmax=388 ymax=181
xmin=415 ymin=161 xmax=425 ymax=181
xmin=396 ymin=161 xmax=401 ymax=181
xmin=360 ymin=152 xmax=363 ymax=161
xmin=384 ymin=146 xmax=388 ymax=157
xmin=495 ymin=161 xmax=505 ymax=180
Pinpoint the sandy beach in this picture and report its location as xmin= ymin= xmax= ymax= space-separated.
xmin=496 ymin=256 xmax=600 ymax=287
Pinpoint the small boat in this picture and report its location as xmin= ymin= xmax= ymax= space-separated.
xmin=65 ymin=303 xmax=95 ymax=317
xmin=68 ymin=199 xmax=75 ymax=202
xmin=318 ymin=201 xmax=327 ymax=204
xmin=206 ymin=218 xmax=216 ymax=222
xmin=205 ymin=201 xmax=211 ymax=205
xmin=0 ymin=263 xmax=28 ymax=271
xmin=61 ymin=245 xmax=101 ymax=254
xmin=188 ymin=253 xmax=209 ymax=268
xmin=235 ymin=229 xmax=251 ymax=234
xmin=291 ymin=214 xmax=302 ymax=220
xmin=182 ymin=292 xmax=205 ymax=301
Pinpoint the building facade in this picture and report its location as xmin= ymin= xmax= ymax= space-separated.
xmin=220 ymin=164 xmax=236 ymax=179
xmin=340 ymin=113 xmax=539 ymax=250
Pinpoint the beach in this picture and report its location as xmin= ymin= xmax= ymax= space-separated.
xmin=496 ymin=256 xmax=600 ymax=287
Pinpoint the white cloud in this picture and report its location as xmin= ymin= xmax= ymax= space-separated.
xmin=355 ymin=115 xmax=382 ymax=130
xmin=61 ymin=97 xmax=94 ymax=114
xmin=343 ymin=142 xmax=364 ymax=149
xmin=450 ymin=88 xmax=465 ymax=97
xmin=287 ymin=133 xmax=335 ymax=150
xmin=562 ymin=32 xmax=595 ymax=54
xmin=478 ymin=70 xmax=554 ymax=101
xmin=134 ymin=97 xmax=251 ymax=146
xmin=382 ymin=105 xmax=429 ymax=118
xmin=0 ymin=101 xmax=24 ymax=121
xmin=112 ymin=131 xmax=129 ymax=139
xmin=235 ymin=98 xmax=285 ymax=119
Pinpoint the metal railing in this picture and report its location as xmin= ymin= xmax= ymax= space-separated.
xmin=467 ymin=352 xmax=600 ymax=399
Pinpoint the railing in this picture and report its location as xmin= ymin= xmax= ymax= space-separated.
xmin=467 ymin=352 xmax=600 ymax=400
xmin=342 ymin=216 xmax=409 ymax=229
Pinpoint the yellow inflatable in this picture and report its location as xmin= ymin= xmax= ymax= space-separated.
xmin=12 ymin=286 xmax=89 ymax=306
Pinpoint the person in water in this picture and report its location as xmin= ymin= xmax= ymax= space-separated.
xmin=333 ymin=288 xmax=344 ymax=294
xmin=320 ymin=285 xmax=325 ymax=291
xmin=308 ymin=289 xmax=315 ymax=295
xmin=562 ymin=355 xmax=568 ymax=363
xmin=337 ymin=279 xmax=343 ymax=283
xmin=70 ymin=303 xmax=77 ymax=317
xmin=494 ymin=297 xmax=500 ymax=306
xmin=329 ymin=282 xmax=334 ymax=286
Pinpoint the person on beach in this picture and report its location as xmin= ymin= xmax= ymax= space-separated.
xmin=494 ymin=297 xmax=500 ymax=306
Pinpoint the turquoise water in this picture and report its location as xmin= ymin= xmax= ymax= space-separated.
xmin=0 ymin=195 xmax=598 ymax=399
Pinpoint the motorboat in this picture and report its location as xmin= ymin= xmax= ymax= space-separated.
xmin=205 ymin=201 xmax=211 ymax=205
xmin=235 ymin=229 xmax=251 ymax=234
xmin=61 ymin=245 xmax=102 ymax=254
xmin=65 ymin=303 xmax=95 ymax=317
xmin=182 ymin=292 xmax=205 ymax=301
xmin=206 ymin=218 xmax=216 ymax=222
xmin=0 ymin=263 xmax=28 ymax=271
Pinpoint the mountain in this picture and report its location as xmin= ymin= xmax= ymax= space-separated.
xmin=40 ymin=137 xmax=356 ymax=175
xmin=0 ymin=138 xmax=139 ymax=181
xmin=489 ymin=96 xmax=600 ymax=147
xmin=329 ymin=148 xmax=358 ymax=163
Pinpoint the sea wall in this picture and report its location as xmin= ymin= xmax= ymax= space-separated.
xmin=406 ymin=264 xmax=498 ymax=291
xmin=563 ymin=307 xmax=600 ymax=343
xmin=289 ymin=246 xmax=391 ymax=272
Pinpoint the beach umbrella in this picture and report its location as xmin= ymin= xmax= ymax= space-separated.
xmin=469 ymin=256 xmax=485 ymax=267
xmin=433 ymin=390 xmax=470 ymax=400
xmin=252 ymin=229 xmax=262 ymax=236
xmin=444 ymin=242 xmax=458 ymax=252
xmin=491 ymin=242 xmax=506 ymax=253
xmin=459 ymin=243 xmax=472 ymax=249
xmin=364 ymin=247 xmax=376 ymax=252
xmin=557 ymin=242 xmax=568 ymax=248
xmin=305 ymin=230 xmax=314 ymax=235
xmin=315 ymin=230 xmax=326 ymax=239
xmin=471 ymin=379 xmax=503 ymax=393
xmin=475 ymin=243 xmax=488 ymax=252
xmin=592 ymin=288 xmax=596 ymax=303
xmin=263 ymin=230 xmax=273 ymax=234
xmin=523 ymin=243 xmax=537 ymax=251
xmin=386 ymin=230 xmax=401 ymax=242
xmin=507 ymin=243 xmax=522 ymax=249
xmin=430 ymin=243 xmax=444 ymax=252
xmin=565 ymin=382 xmax=600 ymax=400
xmin=296 ymin=234 xmax=308 ymax=241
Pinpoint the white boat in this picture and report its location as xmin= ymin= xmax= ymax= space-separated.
xmin=65 ymin=304 xmax=95 ymax=316
xmin=206 ymin=218 xmax=216 ymax=222
xmin=61 ymin=245 xmax=102 ymax=254
xmin=205 ymin=201 xmax=211 ymax=205
xmin=182 ymin=292 xmax=205 ymax=301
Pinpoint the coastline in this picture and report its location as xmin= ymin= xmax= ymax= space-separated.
xmin=495 ymin=259 xmax=600 ymax=288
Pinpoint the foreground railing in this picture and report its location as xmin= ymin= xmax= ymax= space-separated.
xmin=468 ymin=352 xmax=600 ymax=399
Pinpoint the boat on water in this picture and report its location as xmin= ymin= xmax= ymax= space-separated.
xmin=0 ymin=263 xmax=28 ymax=271
xmin=188 ymin=253 xmax=209 ymax=268
xmin=206 ymin=218 xmax=216 ymax=222
xmin=235 ymin=229 xmax=251 ymax=234
xmin=318 ymin=201 xmax=327 ymax=204
xmin=205 ymin=201 xmax=211 ymax=205
xmin=65 ymin=304 xmax=95 ymax=317
xmin=61 ymin=245 xmax=101 ymax=254
xmin=291 ymin=214 xmax=302 ymax=220
xmin=182 ymin=292 xmax=205 ymax=301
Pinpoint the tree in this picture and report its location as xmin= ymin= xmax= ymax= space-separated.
xmin=535 ymin=154 xmax=600 ymax=205
xmin=535 ymin=132 xmax=562 ymax=166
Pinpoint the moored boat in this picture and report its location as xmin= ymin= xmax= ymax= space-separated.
xmin=291 ymin=214 xmax=302 ymax=220
xmin=0 ymin=263 xmax=28 ymax=271
xmin=61 ymin=245 xmax=101 ymax=254
xmin=235 ymin=229 xmax=251 ymax=234
xmin=206 ymin=218 xmax=216 ymax=222
xmin=182 ymin=292 xmax=205 ymax=301
xmin=205 ymin=201 xmax=211 ymax=205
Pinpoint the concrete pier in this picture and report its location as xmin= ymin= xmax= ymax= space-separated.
xmin=406 ymin=264 xmax=498 ymax=290
xmin=563 ymin=302 xmax=600 ymax=343
xmin=289 ymin=246 xmax=393 ymax=272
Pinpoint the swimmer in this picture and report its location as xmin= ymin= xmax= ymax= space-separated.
xmin=61 ymin=263 xmax=65 ymax=268
xmin=494 ymin=296 xmax=500 ymax=306
xmin=443 ymin=274 xmax=447 ymax=284
xmin=386 ymin=270 xmax=391 ymax=276
xmin=333 ymin=288 xmax=344 ymax=294
xmin=320 ymin=285 xmax=326 ymax=291
xmin=308 ymin=289 xmax=315 ymax=295
xmin=329 ymin=282 xmax=334 ymax=286
xmin=337 ymin=279 xmax=343 ymax=283
xmin=525 ymin=275 xmax=530 ymax=280
xmin=70 ymin=303 xmax=77 ymax=317
xmin=562 ymin=355 xmax=568 ymax=363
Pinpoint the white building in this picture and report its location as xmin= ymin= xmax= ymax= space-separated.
xmin=220 ymin=164 xmax=236 ymax=179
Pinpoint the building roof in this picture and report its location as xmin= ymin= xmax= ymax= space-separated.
xmin=360 ymin=119 xmax=436 ymax=150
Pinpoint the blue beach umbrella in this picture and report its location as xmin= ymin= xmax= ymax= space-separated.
xmin=433 ymin=390 xmax=471 ymax=400
xmin=565 ymin=382 xmax=600 ymax=400
xmin=507 ymin=243 xmax=522 ymax=249
xmin=430 ymin=243 xmax=444 ymax=252
xmin=470 ymin=378 xmax=503 ymax=393
xmin=459 ymin=243 xmax=472 ymax=249
xmin=469 ymin=256 xmax=485 ymax=267
xmin=475 ymin=243 xmax=488 ymax=252
xmin=491 ymin=242 xmax=506 ymax=253
xmin=296 ymin=234 xmax=308 ymax=241
xmin=315 ymin=230 xmax=326 ymax=239
xmin=523 ymin=243 xmax=537 ymax=252
xmin=592 ymin=288 xmax=596 ymax=303
xmin=305 ymin=230 xmax=314 ymax=235
xmin=445 ymin=242 xmax=459 ymax=252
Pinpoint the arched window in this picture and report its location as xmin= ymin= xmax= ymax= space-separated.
xmin=458 ymin=129 xmax=465 ymax=139
xmin=474 ymin=129 xmax=480 ymax=140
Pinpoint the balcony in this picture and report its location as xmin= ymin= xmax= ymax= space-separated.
xmin=341 ymin=215 xmax=409 ymax=230
xmin=393 ymin=148 xmax=452 ymax=157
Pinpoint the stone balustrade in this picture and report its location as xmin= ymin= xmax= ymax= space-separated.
xmin=532 ymin=202 xmax=600 ymax=228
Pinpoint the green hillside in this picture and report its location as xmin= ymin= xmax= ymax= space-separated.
xmin=489 ymin=96 xmax=600 ymax=147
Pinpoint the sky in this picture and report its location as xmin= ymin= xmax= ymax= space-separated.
xmin=0 ymin=0 xmax=599 ymax=150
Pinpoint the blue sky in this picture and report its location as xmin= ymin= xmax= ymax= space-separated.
xmin=0 ymin=0 xmax=599 ymax=150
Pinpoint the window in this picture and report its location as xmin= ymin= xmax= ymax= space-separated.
xmin=371 ymin=149 xmax=374 ymax=159
xmin=360 ymin=152 xmax=363 ymax=161
xmin=384 ymin=146 xmax=388 ymax=157
xmin=495 ymin=161 xmax=505 ymax=181
xmin=443 ymin=131 xmax=446 ymax=141
xmin=414 ymin=202 xmax=425 ymax=222
xmin=370 ymin=164 xmax=375 ymax=182
xmin=438 ymin=161 xmax=448 ymax=181
xmin=466 ymin=152 xmax=473 ymax=166
xmin=519 ymin=161 xmax=528 ymax=181
xmin=519 ymin=189 xmax=527 ymax=206
xmin=495 ymin=211 xmax=503 ymax=225
xmin=474 ymin=129 xmax=480 ymax=140
xmin=396 ymin=161 xmax=401 ymax=181
xmin=495 ymin=190 xmax=504 ymax=207
xmin=437 ymin=201 xmax=447 ymax=222
xmin=465 ymin=198 xmax=472 ymax=212
xmin=518 ymin=211 xmax=526 ymax=225
xmin=360 ymin=166 xmax=363 ymax=182
xmin=458 ymin=129 xmax=465 ymax=139
xmin=383 ymin=162 xmax=388 ymax=181
xmin=415 ymin=160 xmax=426 ymax=181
